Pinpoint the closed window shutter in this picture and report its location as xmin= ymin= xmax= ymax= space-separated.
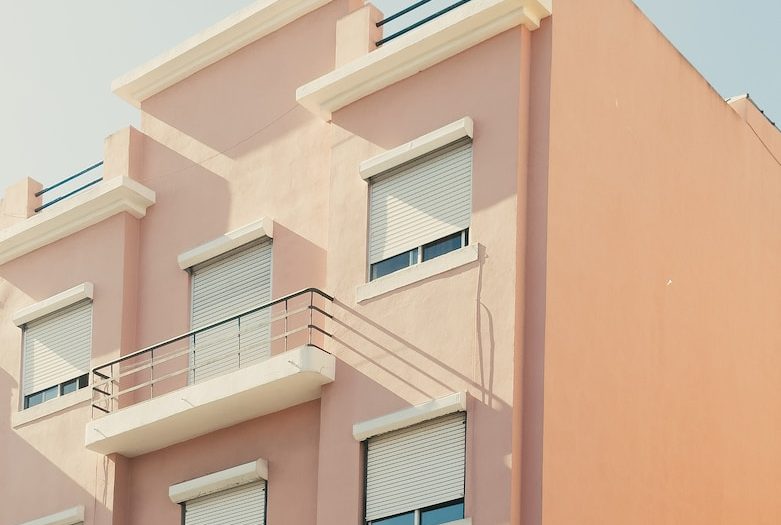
xmin=22 ymin=300 xmax=92 ymax=396
xmin=190 ymin=239 xmax=273 ymax=383
xmin=365 ymin=412 xmax=466 ymax=521
xmin=368 ymin=138 xmax=472 ymax=265
xmin=185 ymin=480 xmax=266 ymax=525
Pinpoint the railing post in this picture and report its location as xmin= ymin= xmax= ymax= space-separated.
xmin=150 ymin=349 xmax=154 ymax=400
xmin=309 ymin=291 xmax=314 ymax=347
xmin=237 ymin=316 xmax=242 ymax=369
xmin=284 ymin=298 xmax=289 ymax=352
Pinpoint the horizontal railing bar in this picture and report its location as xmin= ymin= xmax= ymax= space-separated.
xmin=93 ymin=387 xmax=111 ymax=397
xmin=35 ymin=178 xmax=102 ymax=212
xmin=309 ymin=305 xmax=334 ymax=319
xmin=376 ymin=0 xmax=433 ymax=27
xmin=376 ymin=0 xmax=472 ymax=46
xmin=93 ymin=288 xmax=333 ymax=372
xmin=91 ymin=403 xmax=110 ymax=414
xmin=93 ymin=369 xmax=110 ymax=380
xmin=36 ymin=161 xmax=104 ymax=197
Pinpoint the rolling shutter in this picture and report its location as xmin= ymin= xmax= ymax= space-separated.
xmin=365 ymin=412 xmax=466 ymax=521
xmin=185 ymin=480 xmax=266 ymax=525
xmin=22 ymin=300 xmax=92 ymax=396
xmin=190 ymin=239 xmax=272 ymax=383
xmin=368 ymin=138 xmax=472 ymax=265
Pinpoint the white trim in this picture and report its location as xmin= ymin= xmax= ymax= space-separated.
xmin=296 ymin=0 xmax=552 ymax=119
xmin=360 ymin=118 xmax=474 ymax=180
xmin=19 ymin=506 xmax=84 ymax=525
xmin=353 ymin=391 xmax=467 ymax=441
xmin=443 ymin=520 xmax=472 ymax=525
xmin=169 ymin=459 xmax=269 ymax=503
xmin=13 ymin=283 xmax=94 ymax=326
xmin=113 ymin=0 xmax=330 ymax=107
xmin=12 ymin=387 xmax=92 ymax=428
xmin=0 ymin=177 xmax=155 ymax=266
xmin=177 ymin=218 xmax=274 ymax=270
xmin=356 ymin=244 xmax=479 ymax=303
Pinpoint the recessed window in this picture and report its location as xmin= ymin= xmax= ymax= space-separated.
xmin=368 ymin=138 xmax=472 ymax=281
xmin=21 ymin=300 xmax=92 ymax=410
xmin=365 ymin=413 xmax=467 ymax=524
xmin=189 ymin=239 xmax=273 ymax=383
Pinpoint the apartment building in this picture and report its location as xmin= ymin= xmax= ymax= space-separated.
xmin=2 ymin=0 xmax=781 ymax=524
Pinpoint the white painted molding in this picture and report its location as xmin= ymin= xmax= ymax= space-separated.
xmin=13 ymin=283 xmax=94 ymax=326
xmin=360 ymin=118 xmax=474 ymax=180
xmin=19 ymin=506 xmax=84 ymax=525
xmin=169 ymin=459 xmax=269 ymax=503
xmin=443 ymin=519 xmax=472 ymax=525
xmin=177 ymin=217 xmax=274 ymax=270
xmin=0 ymin=177 xmax=155 ymax=266
xmin=353 ymin=391 xmax=467 ymax=441
xmin=113 ymin=0 xmax=330 ymax=107
xmin=12 ymin=388 xmax=92 ymax=428
xmin=356 ymin=244 xmax=479 ymax=303
xmin=297 ymin=0 xmax=552 ymax=119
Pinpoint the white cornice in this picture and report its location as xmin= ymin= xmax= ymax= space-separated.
xmin=359 ymin=117 xmax=474 ymax=179
xmin=177 ymin=217 xmax=274 ymax=270
xmin=296 ymin=0 xmax=552 ymax=120
xmin=169 ymin=459 xmax=269 ymax=503
xmin=19 ymin=506 xmax=84 ymax=525
xmin=353 ymin=391 xmax=467 ymax=441
xmin=113 ymin=0 xmax=330 ymax=108
xmin=13 ymin=283 xmax=94 ymax=326
xmin=0 ymin=177 xmax=155 ymax=265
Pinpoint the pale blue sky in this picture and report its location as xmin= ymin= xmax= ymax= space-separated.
xmin=1 ymin=0 xmax=778 ymax=194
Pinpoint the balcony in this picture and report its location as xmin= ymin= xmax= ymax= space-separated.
xmin=85 ymin=288 xmax=335 ymax=457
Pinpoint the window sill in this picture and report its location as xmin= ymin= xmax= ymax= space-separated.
xmin=444 ymin=520 xmax=471 ymax=525
xmin=12 ymin=387 xmax=92 ymax=429
xmin=356 ymin=244 xmax=479 ymax=303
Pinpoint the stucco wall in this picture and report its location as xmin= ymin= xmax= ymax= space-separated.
xmin=541 ymin=0 xmax=781 ymax=523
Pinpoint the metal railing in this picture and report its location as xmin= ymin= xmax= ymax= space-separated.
xmin=91 ymin=288 xmax=334 ymax=417
xmin=35 ymin=161 xmax=104 ymax=213
xmin=376 ymin=0 xmax=472 ymax=46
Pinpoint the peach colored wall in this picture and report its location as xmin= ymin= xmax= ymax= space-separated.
xmin=541 ymin=0 xmax=781 ymax=523
xmin=319 ymin=28 xmax=525 ymax=525
xmin=0 ymin=213 xmax=138 ymax=525
xmin=124 ymin=401 xmax=321 ymax=525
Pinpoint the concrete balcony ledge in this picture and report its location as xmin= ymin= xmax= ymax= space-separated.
xmin=296 ymin=0 xmax=552 ymax=120
xmin=0 ymin=177 xmax=155 ymax=265
xmin=85 ymin=345 xmax=335 ymax=457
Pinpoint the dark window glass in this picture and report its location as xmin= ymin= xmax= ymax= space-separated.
xmin=371 ymin=511 xmax=415 ymax=525
xmin=24 ymin=385 xmax=59 ymax=409
xmin=421 ymin=501 xmax=465 ymax=525
xmin=61 ymin=374 xmax=88 ymax=395
xmin=370 ymin=249 xmax=416 ymax=280
xmin=421 ymin=230 xmax=467 ymax=262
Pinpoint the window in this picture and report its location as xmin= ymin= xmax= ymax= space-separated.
xmin=189 ymin=239 xmax=272 ymax=383
xmin=22 ymin=299 xmax=92 ymax=409
xmin=368 ymin=137 xmax=472 ymax=281
xmin=365 ymin=412 xmax=466 ymax=525
xmin=184 ymin=480 xmax=267 ymax=525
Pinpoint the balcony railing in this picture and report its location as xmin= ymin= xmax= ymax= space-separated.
xmin=91 ymin=288 xmax=333 ymax=417
xmin=35 ymin=161 xmax=104 ymax=213
xmin=376 ymin=0 xmax=473 ymax=46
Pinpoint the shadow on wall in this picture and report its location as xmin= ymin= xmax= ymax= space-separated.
xmin=137 ymin=0 xmax=348 ymax=158
xmin=0 ymin=368 xmax=113 ymax=525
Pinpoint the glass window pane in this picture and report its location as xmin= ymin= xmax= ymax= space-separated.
xmin=25 ymin=392 xmax=43 ymax=409
xmin=421 ymin=501 xmax=465 ymax=525
xmin=371 ymin=249 xmax=415 ymax=280
xmin=371 ymin=511 xmax=415 ymax=525
xmin=61 ymin=378 xmax=78 ymax=395
xmin=42 ymin=385 xmax=59 ymax=402
xmin=422 ymin=231 xmax=465 ymax=262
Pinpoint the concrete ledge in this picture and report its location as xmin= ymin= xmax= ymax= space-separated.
xmin=12 ymin=388 xmax=92 ymax=429
xmin=360 ymin=118 xmax=474 ymax=180
xmin=356 ymin=244 xmax=479 ymax=303
xmin=86 ymin=345 xmax=335 ymax=457
xmin=353 ymin=391 xmax=467 ymax=441
xmin=170 ymin=459 xmax=268 ymax=503
xmin=113 ymin=0 xmax=330 ymax=107
xmin=297 ymin=0 xmax=552 ymax=119
xmin=13 ymin=283 xmax=94 ymax=326
xmin=0 ymin=177 xmax=155 ymax=265
xmin=178 ymin=217 xmax=274 ymax=270
xmin=19 ymin=506 xmax=84 ymax=525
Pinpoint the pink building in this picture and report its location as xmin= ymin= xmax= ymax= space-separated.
xmin=2 ymin=1 xmax=781 ymax=524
